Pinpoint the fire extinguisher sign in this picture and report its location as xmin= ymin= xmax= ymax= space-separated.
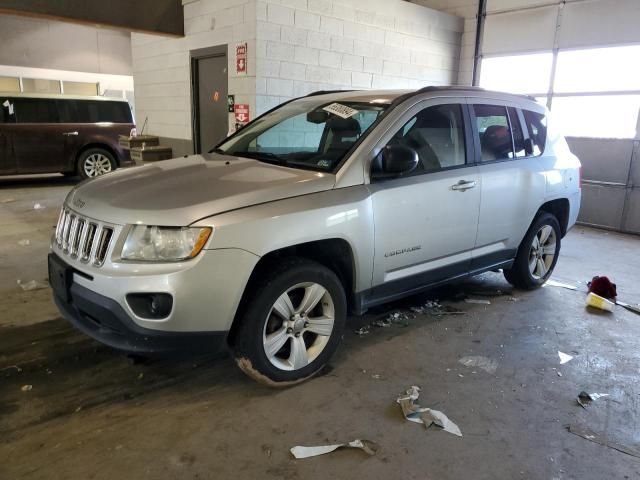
xmin=236 ymin=42 xmax=247 ymax=75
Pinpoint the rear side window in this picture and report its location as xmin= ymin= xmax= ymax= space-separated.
xmin=64 ymin=100 xmax=132 ymax=123
xmin=473 ymin=104 xmax=514 ymax=161
xmin=13 ymin=98 xmax=59 ymax=123
xmin=508 ymin=107 xmax=526 ymax=158
xmin=522 ymin=110 xmax=547 ymax=156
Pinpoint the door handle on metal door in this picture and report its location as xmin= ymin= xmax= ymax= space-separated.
xmin=451 ymin=180 xmax=477 ymax=191
xmin=62 ymin=131 xmax=78 ymax=136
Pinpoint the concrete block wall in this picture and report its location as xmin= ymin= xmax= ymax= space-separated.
xmin=412 ymin=0 xmax=478 ymax=86
xmin=255 ymin=0 xmax=464 ymax=115
xmin=131 ymin=0 xmax=257 ymax=153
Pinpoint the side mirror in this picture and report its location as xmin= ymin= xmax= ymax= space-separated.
xmin=373 ymin=144 xmax=419 ymax=179
xmin=524 ymin=138 xmax=535 ymax=156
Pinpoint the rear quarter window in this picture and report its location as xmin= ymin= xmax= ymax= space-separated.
xmin=72 ymin=100 xmax=132 ymax=123
xmin=523 ymin=109 xmax=547 ymax=156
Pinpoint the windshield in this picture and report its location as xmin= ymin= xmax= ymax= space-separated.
xmin=215 ymin=97 xmax=388 ymax=172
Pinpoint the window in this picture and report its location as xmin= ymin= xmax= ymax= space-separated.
xmin=554 ymin=45 xmax=640 ymax=94
xmin=0 ymin=76 xmax=20 ymax=93
xmin=73 ymin=100 xmax=132 ymax=123
xmin=63 ymin=81 xmax=98 ymax=96
xmin=473 ymin=105 xmax=513 ymax=161
xmin=384 ymin=104 xmax=466 ymax=173
xmin=479 ymin=53 xmax=553 ymax=95
xmin=21 ymin=78 xmax=61 ymax=94
xmin=13 ymin=99 xmax=59 ymax=123
xmin=550 ymin=96 xmax=639 ymax=139
xmin=522 ymin=110 xmax=547 ymax=155
xmin=218 ymin=99 xmax=388 ymax=172
xmin=508 ymin=107 xmax=526 ymax=158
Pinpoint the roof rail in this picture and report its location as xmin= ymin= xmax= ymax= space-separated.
xmin=305 ymin=89 xmax=355 ymax=97
xmin=411 ymin=85 xmax=537 ymax=101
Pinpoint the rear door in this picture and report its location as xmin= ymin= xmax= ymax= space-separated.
xmin=368 ymin=98 xmax=480 ymax=300
xmin=468 ymin=101 xmax=543 ymax=267
xmin=12 ymin=98 xmax=67 ymax=173
xmin=0 ymin=97 xmax=16 ymax=174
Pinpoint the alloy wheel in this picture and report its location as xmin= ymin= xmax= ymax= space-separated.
xmin=83 ymin=153 xmax=113 ymax=177
xmin=528 ymin=224 xmax=557 ymax=279
xmin=262 ymin=282 xmax=335 ymax=371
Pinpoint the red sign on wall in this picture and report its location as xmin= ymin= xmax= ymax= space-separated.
xmin=236 ymin=43 xmax=247 ymax=75
xmin=234 ymin=104 xmax=250 ymax=123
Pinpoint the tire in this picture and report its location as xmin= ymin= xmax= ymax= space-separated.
xmin=233 ymin=258 xmax=346 ymax=387
xmin=77 ymin=148 xmax=116 ymax=179
xmin=504 ymin=212 xmax=561 ymax=289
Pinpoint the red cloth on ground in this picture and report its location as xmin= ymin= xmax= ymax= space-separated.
xmin=587 ymin=276 xmax=617 ymax=299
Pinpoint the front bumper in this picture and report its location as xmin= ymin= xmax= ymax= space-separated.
xmin=53 ymin=278 xmax=227 ymax=354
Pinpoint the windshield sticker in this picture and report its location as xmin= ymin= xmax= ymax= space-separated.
xmin=322 ymin=103 xmax=359 ymax=119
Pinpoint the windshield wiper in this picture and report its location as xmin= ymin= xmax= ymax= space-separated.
xmin=209 ymin=147 xmax=229 ymax=155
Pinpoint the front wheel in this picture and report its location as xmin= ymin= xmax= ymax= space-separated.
xmin=233 ymin=258 xmax=346 ymax=386
xmin=77 ymin=148 xmax=116 ymax=179
xmin=504 ymin=212 xmax=561 ymax=289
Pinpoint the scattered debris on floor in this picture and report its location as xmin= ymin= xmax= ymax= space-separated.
xmin=587 ymin=276 xmax=617 ymax=299
xmin=17 ymin=279 xmax=48 ymax=291
xmin=371 ymin=312 xmax=412 ymax=329
xmin=290 ymin=439 xmax=378 ymax=459
xmin=33 ymin=203 xmax=45 ymax=210
xmin=577 ymin=391 xmax=610 ymax=409
xmin=558 ymin=351 xmax=574 ymax=364
xmin=1 ymin=197 xmax=15 ymax=203
xmin=458 ymin=355 xmax=498 ymax=374
xmin=21 ymin=385 xmax=33 ymax=392
xmin=544 ymin=279 xmax=578 ymax=290
xmin=371 ymin=373 xmax=381 ymax=379
xmin=410 ymin=301 xmax=465 ymax=316
xmin=464 ymin=298 xmax=491 ymax=305
xmin=355 ymin=326 xmax=370 ymax=335
xmin=567 ymin=425 xmax=640 ymax=458
xmin=585 ymin=292 xmax=615 ymax=312
xmin=465 ymin=287 xmax=511 ymax=297
xmin=17 ymin=239 xmax=31 ymax=246
xmin=616 ymin=300 xmax=640 ymax=316
xmin=396 ymin=386 xmax=462 ymax=437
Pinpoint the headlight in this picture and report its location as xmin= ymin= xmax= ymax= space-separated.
xmin=121 ymin=226 xmax=212 ymax=261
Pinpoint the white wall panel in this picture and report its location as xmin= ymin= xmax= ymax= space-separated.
xmin=482 ymin=6 xmax=557 ymax=55
xmin=559 ymin=0 xmax=640 ymax=49
xmin=486 ymin=0 xmax=556 ymax=13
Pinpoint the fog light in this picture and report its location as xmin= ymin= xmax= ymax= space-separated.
xmin=127 ymin=293 xmax=173 ymax=319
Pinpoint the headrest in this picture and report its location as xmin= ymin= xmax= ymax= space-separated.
xmin=326 ymin=116 xmax=361 ymax=136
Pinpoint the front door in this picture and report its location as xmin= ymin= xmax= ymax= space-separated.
xmin=193 ymin=48 xmax=228 ymax=153
xmin=368 ymin=100 xmax=480 ymax=301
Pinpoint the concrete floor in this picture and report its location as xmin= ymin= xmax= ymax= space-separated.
xmin=1 ymin=175 xmax=640 ymax=480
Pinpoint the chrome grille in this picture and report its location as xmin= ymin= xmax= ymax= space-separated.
xmin=55 ymin=208 xmax=115 ymax=267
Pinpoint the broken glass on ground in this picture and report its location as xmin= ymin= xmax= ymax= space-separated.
xmin=577 ymin=391 xmax=610 ymax=409
xmin=396 ymin=386 xmax=462 ymax=437
xmin=290 ymin=439 xmax=378 ymax=459
xmin=458 ymin=355 xmax=498 ymax=374
xmin=544 ymin=279 xmax=578 ymax=290
xmin=410 ymin=301 xmax=465 ymax=316
xmin=464 ymin=298 xmax=491 ymax=305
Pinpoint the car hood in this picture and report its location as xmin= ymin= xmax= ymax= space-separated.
xmin=66 ymin=153 xmax=336 ymax=225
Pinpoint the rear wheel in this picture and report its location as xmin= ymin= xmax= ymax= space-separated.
xmin=233 ymin=258 xmax=346 ymax=386
xmin=77 ymin=148 xmax=116 ymax=179
xmin=503 ymin=212 xmax=561 ymax=289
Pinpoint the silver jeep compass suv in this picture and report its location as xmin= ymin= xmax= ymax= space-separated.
xmin=49 ymin=87 xmax=581 ymax=385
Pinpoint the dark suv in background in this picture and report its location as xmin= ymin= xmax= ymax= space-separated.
xmin=1 ymin=93 xmax=135 ymax=179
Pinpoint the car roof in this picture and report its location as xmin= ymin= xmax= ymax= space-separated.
xmin=304 ymin=86 xmax=538 ymax=106
xmin=0 ymin=92 xmax=129 ymax=103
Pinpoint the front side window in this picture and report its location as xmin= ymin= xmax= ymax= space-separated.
xmin=522 ymin=109 xmax=547 ymax=155
xmin=13 ymin=99 xmax=59 ymax=123
xmin=376 ymin=104 xmax=466 ymax=175
xmin=473 ymin=104 xmax=514 ymax=162
xmin=217 ymin=98 xmax=387 ymax=172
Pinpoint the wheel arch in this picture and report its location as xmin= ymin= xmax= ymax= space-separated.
xmin=538 ymin=198 xmax=570 ymax=237
xmin=226 ymin=238 xmax=357 ymax=347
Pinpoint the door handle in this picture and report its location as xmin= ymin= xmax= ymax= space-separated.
xmin=62 ymin=131 xmax=78 ymax=136
xmin=451 ymin=180 xmax=477 ymax=191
